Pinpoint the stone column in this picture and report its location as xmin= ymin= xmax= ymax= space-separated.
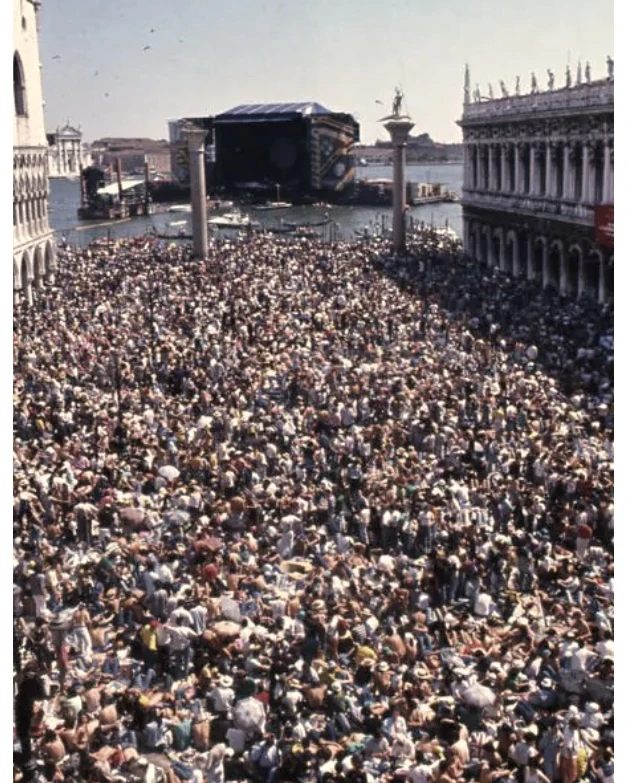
xmin=500 ymin=145 xmax=507 ymax=193
xmin=487 ymin=227 xmax=495 ymax=266
xmin=577 ymin=254 xmax=585 ymax=298
xmin=545 ymin=142 xmax=553 ymax=196
xmin=384 ymin=118 xmax=415 ymax=253
xmin=581 ymin=143 xmax=591 ymax=203
xmin=186 ymin=127 xmax=209 ymax=260
xmin=514 ymin=144 xmax=521 ymax=193
xmin=527 ymin=235 xmax=534 ymax=280
xmin=487 ymin=146 xmax=494 ymax=191
xmin=463 ymin=143 xmax=469 ymax=189
xmin=602 ymin=140 xmax=613 ymax=203
xmin=559 ymin=251 xmax=569 ymax=296
xmin=565 ymin=143 xmax=577 ymax=201
xmin=529 ymin=144 xmax=536 ymax=195
xmin=462 ymin=216 xmax=471 ymax=253
xmin=542 ymin=242 xmax=550 ymax=289
xmin=511 ymin=235 xmax=520 ymax=276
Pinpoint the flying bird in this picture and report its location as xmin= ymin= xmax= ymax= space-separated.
xmin=104 ymin=92 xmax=110 ymax=98
xmin=52 ymin=55 xmax=61 ymax=60
xmin=143 ymin=45 xmax=151 ymax=51
xmin=94 ymin=70 xmax=99 ymax=76
xmin=150 ymin=27 xmax=156 ymax=33
xmin=178 ymin=39 xmax=184 ymax=44
xmin=375 ymin=100 xmax=383 ymax=104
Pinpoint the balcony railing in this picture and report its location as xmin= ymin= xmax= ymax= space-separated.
xmin=461 ymin=80 xmax=613 ymax=122
xmin=461 ymin=188 xmax=595 ymax=223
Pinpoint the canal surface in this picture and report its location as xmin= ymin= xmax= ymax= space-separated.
xmin=48 ymin=163 xmax=463 ymax=246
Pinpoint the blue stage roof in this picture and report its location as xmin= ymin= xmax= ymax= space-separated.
xmin=216 ymin=102 xmax=333 ymax=119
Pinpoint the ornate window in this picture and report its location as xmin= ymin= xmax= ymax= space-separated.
xmin=14 ymin=52 xmax=27 ymax=117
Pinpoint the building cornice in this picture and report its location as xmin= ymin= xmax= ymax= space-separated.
xmin=459 ymin=80 xmax=613 ymax=127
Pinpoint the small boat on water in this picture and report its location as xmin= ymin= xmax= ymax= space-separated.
xmin=168 ymin=220 xmax=188 ymax=227
xmin=208 ymin=210 xmax=259 ymax=229
xmin=252 ymin=201 xmax=292 ymax=211
xmin=167 ymin=204 xmax=192 ymax=213
xmin=251 ymin=184 xmax=292 ymax=211
xmin=284 ymin=217 xmax=331 ymax=229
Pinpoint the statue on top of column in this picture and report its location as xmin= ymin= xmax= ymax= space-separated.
xmin=530 ymin=72 xmax=538 ymax=93
xmin=565 ymin=65 xmax=572 ymax=88
xmin=392 ymin=87 xmax=404 ymax=118
xmin=576 ymin=61 xmax=582 ymax=85
xmin=488 ymin=83 xmax=494 ymax=99
xmin=606 ymin=56 xmax=614 ymax=80
xmin=499 ymin=80 xmax=509 ymax=97
xmin=547 ymin=69 xmax=555 ymax=90
xmin=515 ymin=75 xmax=520 ymax=95
xmin=585 ymin=61 xmax=591 ymax=83
xmin=473 ymin=85 xmax=481 ymax=102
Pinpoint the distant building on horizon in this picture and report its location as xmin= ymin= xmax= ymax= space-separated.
xmin=13 ymin=0 xmax=57 ymax=305
xmin=46 ymin=122 xmax=86 ymax=178
xmin=90 ymin=137 xmax=172 ymax=176
xmin=459 ymin=64 xmax=613 ymax=302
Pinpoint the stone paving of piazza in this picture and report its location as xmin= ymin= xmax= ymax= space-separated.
xmin=13 ymin=233 xmax=613 ymax=783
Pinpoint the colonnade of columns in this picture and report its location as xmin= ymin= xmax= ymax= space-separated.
xmin=464 ymin=137 xmax=613 ymax=204
xmin=14 ymin=190 xmax=49 ymax=242
xmin=462 ymin=216 xmax=612 ymax=303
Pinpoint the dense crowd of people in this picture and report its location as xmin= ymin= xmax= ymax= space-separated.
xmin=13 ymin=228 xmax=613 ymax=783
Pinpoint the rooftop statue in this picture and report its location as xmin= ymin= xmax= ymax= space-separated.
xmin=488 ymin=83 xmax=494 ymax=99
xmin=576 ymin=61 xmax=582 ymax=85
xmin=565 ymin=65 xmax=572 ymax=88
xmin=530 ymin=72 xmax=538 ymax=93
xmin=499 ymin=80 xmax=509 ymax=98
xmin=473 ymin=85 xmax=481 ymax=102
xmin=515 ymin=75 xmax=520 ymax=96
xmin=606 ymin=56 xmax=614 ymax=79
xmin=585 ymin=61 xmax=591 ymax=83
xmin=547 ymin=69 xmax=555 ymax=90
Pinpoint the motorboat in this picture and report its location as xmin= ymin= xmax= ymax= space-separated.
xmin=167 ymin=204 xmax=192 ymax=213
xmin=168 ymin=220 xmax=188 ymax=227
xmin=252 ymin=200 xmax=292 ymax=211
xmin=208 ymin=210 xmax=259 ymax=229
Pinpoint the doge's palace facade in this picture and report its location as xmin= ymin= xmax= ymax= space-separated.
xmin=459 ymin=67 xmax=613 ymax=303
xmin=13 ymin=0 xmax=57 ymax=306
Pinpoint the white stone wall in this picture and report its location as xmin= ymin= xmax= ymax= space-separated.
xmin=13 ymin=0 xmax=56 ymax=304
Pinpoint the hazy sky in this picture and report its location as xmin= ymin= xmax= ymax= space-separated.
xmin=39 ymin=0 xmax=613 ymax=144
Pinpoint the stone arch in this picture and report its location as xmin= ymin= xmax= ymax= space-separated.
xmin=44 ymin=240 xmax=57 ymax=280
xmin=491 ymin=227 xmax=503 ymax=269
xmin=583 ymin=249 xmax=602 ymax=300
xmin=14 ymin=256 xmax=22 ymax=290
xmin=477 ymin=224 xmax=490 ymax=264
xmin=33 ymin=244 xmax=45 ymax=288
xmin=19 ymin=250 xmax=33 ymax=305
xmin=547 ymin=240 xmax=562 ymax=291
xmin=566 ymin=243 xmax=583 ymax=298
xmin=533 ymin=236 xmax=546 ymax=282
xmin=13 ymin=51 xmax=27 ymax=117
xmin=504 ymin=229 xmax=518 ymax=274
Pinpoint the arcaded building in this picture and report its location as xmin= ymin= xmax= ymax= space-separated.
xmin=459 ymin=69 xmax=613 ymax=302
xmin=13 ymin=0 xmax=56 ymax=305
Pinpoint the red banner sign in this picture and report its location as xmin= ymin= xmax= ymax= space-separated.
xmin=595 ymin=205 xmax=614 ymax=249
